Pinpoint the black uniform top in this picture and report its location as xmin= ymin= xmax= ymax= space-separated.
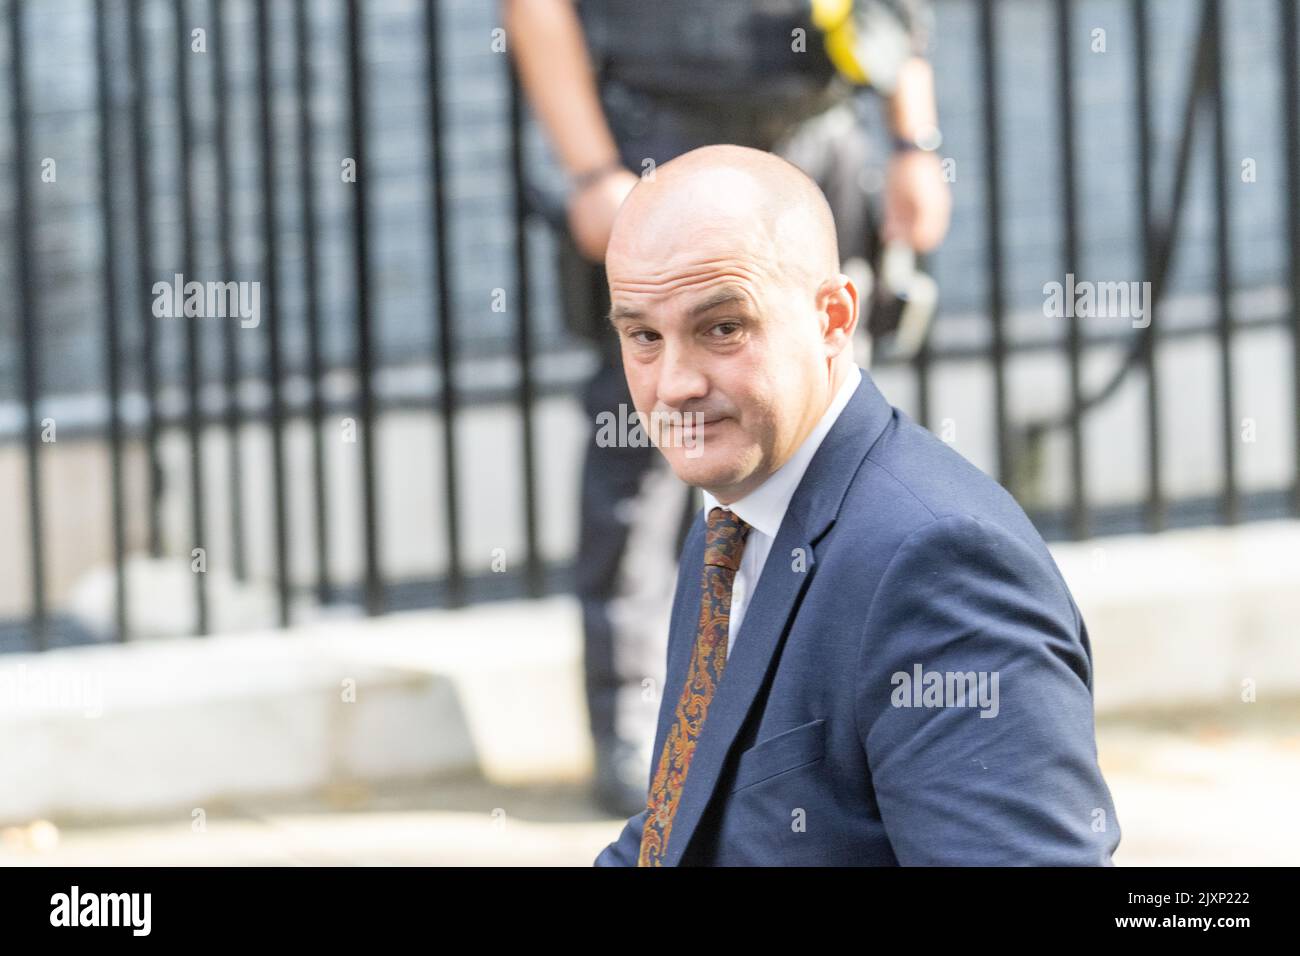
xmin=576 ymin=0 xmax=933 ymax=115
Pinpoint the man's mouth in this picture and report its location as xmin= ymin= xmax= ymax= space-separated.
xmin=651 ymin=414 xmax=730 ymax=449
xmin=683 ymin=416 xmax=724 ymax=430
xmin=676 ymin=417 xmax=727 ymax=443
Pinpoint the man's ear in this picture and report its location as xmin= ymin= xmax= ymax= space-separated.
xmin=820 ymin=273 xmax=859 ymax=358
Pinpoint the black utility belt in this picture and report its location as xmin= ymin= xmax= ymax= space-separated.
xmin=606 ymin=81 xmax=850 ymax=145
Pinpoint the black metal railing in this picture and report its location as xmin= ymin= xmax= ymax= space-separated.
xmin=2 ymin=0 xmax=1298 ymax=650
xmin=893 ymin=0 xmax=1300 ymax=541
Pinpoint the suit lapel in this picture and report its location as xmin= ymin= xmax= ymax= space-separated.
xmin=662 ymin=367 xmax=895 ymax=865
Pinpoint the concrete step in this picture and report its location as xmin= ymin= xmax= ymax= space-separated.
xmin=0 ymin=597 xmax=590 ymax=826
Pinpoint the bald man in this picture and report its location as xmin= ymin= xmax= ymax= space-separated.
xmin=594 ymin=145 xmax=1121 ymax=866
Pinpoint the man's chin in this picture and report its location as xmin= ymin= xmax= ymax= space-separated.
xmin=658 ymin=446 xmax=750 ymax=492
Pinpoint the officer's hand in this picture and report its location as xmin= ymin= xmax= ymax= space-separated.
xmin=882 ymin=151 xmax=951 ymax=254
xmin=567 ymin=167 xmax=641 ymax=263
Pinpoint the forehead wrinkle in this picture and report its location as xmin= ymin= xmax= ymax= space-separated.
xmin=608 ymin=268 xmax=772 ymax=327
xmin=610 ymin=265 xmax=768 ymax=299
xmin=607 ymin=247 xmax=779 ymax=295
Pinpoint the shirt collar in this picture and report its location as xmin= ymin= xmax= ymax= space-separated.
xmin=701 ymin=365 xmax=863 ymax=539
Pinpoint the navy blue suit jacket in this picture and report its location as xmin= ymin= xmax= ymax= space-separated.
xmin=595 ymin=367 xmax=1121 ymax=865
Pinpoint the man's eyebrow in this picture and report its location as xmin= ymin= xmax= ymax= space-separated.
xmin=685 ymin=288 xmax=752 ymax=318
xmin=607 ymin=288 xmax=752 ymax=327
xmin=608 ymin=303 xmax=643 ymax=326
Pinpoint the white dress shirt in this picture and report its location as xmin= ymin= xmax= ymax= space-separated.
xmin=701 ymin=365 xmax=863 ymax=656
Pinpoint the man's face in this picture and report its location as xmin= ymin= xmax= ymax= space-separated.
xmin=607 ymin=222 xmax=832 ymax=503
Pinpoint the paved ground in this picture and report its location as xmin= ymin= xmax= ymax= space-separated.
xmin=4 ymin=698 xmax=1298 ymax=866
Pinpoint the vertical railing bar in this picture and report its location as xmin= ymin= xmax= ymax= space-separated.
xmin=1208 ymin=0 xmax=1238 ymax=524
xmin=96 ymin=0 xmax=129 ymax=643
xmin=209 ymin=0 xmax=247 ymax=582
xmin=914 ymin=339 xmax=932 ymax=430
xmin=1132 ymin=0 xmax=1164 ymax=532
xmin=1056 ymin=0 xmax=1087 ymax=539
xmin=1149 ymin=3 xmax=1215 ymax=302
xmin=424 ymin=0 xmax=464 ymax=607
xmin=913 ymin=256 xmax=933 ymax=431
xmin=979 ymin=0 xmax=1009 ymax=486
xmin=1281 ymin=0 xmax=1300 ymax=516
xmin=10 ymin=0 xmax=47 ymax=650
xmin=175 ymin=0 xmax=208 ymax=634
xmin=255 ymin=0 xmax=292 ymax=625
xmin=127 ymin=0 xmax=164 ymax=559
xmin=347 ymin=0 xmax=382 ymax=615
xmin=294 ymin=0 xmax=331 ymax=604
xmin=507 ymin=63 xmax=542 ymax=598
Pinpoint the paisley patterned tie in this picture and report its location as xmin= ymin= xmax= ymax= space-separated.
xmin=638 ymin=506 xmax=752 ymax=866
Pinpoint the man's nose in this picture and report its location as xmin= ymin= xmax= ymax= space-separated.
xmin=656 ymin=343 xmax=709 ymax=410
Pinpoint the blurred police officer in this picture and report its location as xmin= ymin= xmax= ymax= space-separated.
xmin=505 ymin=0 xmax=950 ymax=817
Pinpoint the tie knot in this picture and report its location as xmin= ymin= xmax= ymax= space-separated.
xmin=704 ymin=506 xmax=751 ymax=571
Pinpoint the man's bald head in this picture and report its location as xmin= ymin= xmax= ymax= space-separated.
xmin=603 ymin=144 xmax=859 ymax=504
xmin=607 ymin=144 xmax=840 ymax=294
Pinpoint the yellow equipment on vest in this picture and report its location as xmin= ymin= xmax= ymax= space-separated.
xmin=810 ymin=0 xmax=916 ymax=94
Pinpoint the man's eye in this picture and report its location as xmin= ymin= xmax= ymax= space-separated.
xmin=629 ymin=329 xmax=660 ymax=344
xmin=709 ymin=322 xmax=740 ymax=337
